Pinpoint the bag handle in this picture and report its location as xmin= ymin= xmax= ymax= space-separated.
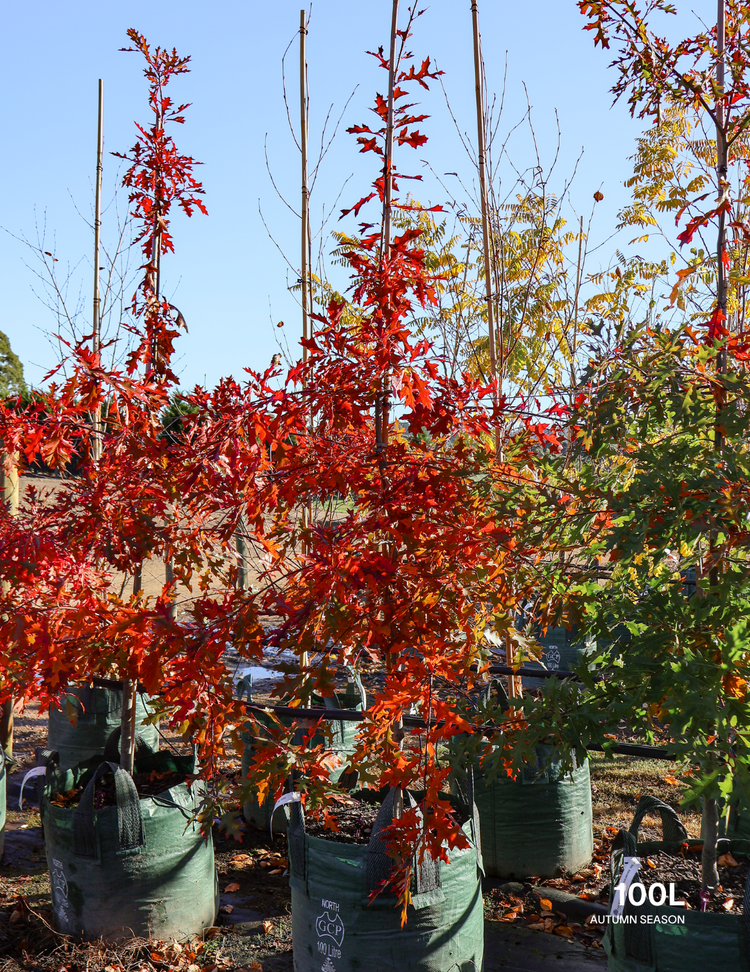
xmin=236 ymin=673 xmax=253 ymax=702
xmin=628 ymin=794 xmax=687 ymax=844
xmin=102 ymin=728 xmax=155 ymax=765
xmin=479 ymin=677 xmax=510 ymax=714
xmin=73 ymin=761 xmax=145 ymax=859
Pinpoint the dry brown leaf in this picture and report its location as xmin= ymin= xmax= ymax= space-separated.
xmin=262 ymin=919 xmax=274 ymax=934
xmin=723 ymin=898 xmax=735 ymax=911
xmin=220 ymin=904 xmax=234 ymax=914
xmin=268 ymin=868 xmax=284 ymax=876
xmin=224 ymin=882 xmax=240 ymax=893
xmin=719 ymin=852 xmax=739 ymax=867
xmin=539 ymin=897 xmax=553 ymax=913
xmin=554 ymin=925 xmax=574 ymax=939
xmin=527 ymin=921 xmax=546 ymax=930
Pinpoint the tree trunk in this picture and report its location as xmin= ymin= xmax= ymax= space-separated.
xmin=702 ymin=795 xmax=720 ymax=891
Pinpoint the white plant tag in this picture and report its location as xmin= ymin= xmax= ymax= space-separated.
xmin=270 ymin=791 xmax=302 ymax=839
xmin=610 ymin=855 xmax=641 ymax=917
xmin=18 ymin=765 xmax=46 ymax=809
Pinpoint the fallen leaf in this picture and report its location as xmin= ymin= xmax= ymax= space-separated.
xmin=268 ymin=868 xmax=284 ymax=875
xmin=554 ymin=925 xmax=574 ymax=939
xmin=719 ymin=852 xmax=739 ymax=867
xmin=262 ymin=919 xmax=273 ymax=934
xmin=723 ymin=898 xmax=735 ymax=911
xmin=664 ymin=775 xmax=681 ymax=786
xmin=220 ymin=904 xmax=234 ymax=914
xmin=646 ymin=858 xmax=657 ymax=869
xmin=224 ymin=882 xmax=240 ymax=893
xmin=539 ymin=897 xmax=553 ymax=913
xmin=527 ymin=921 xmax=545 ymax=930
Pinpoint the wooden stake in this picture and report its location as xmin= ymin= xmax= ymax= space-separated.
xmin=299 ymin=9 xmax=311 ymax=678
xmin=471 ymin=2 xmax=498 ymax=422
xmin=300 ymin=10 xmax=310 ymax=367
xmin=703 ymin=0 xmax=727 ymax=895
xmin=92 ymin=80 xmax=104 ymax=463
xmin=382 ymin=0 xmax=402 ymax=819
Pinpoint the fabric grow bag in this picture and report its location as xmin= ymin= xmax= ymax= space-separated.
xmin=604 ymin=794 xmax=750 ymax=972
xmin=287 ymin=783 xmax=484 ymax=972
xmin=48 ymin=682 xmax=159 ymax=771
xmin=466 ymin=680 xmax=593 ymax=879
xmin=240 ymin=677 xmax=363 ymax=832
xmin=521 ymin=624 xmax=596 ymax=689
xmin=41 ymin=750 xmax=217 ymax=941
xmin=474 ymin=745 xmax=593 ymax=879
xmin=0 ymin=748 xmax=5 ymax=860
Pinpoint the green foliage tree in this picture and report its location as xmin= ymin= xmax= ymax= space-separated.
xmin=0 ymin=331 xmax=26 ymax=399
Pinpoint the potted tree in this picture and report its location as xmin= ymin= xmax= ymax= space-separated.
xmin=505 ymin=2 xmax=750 ymax=965
xmin=0 ymin=31 xmax=236 ymax=940
xmin=223 ymin=7 xmax=557 ymax=968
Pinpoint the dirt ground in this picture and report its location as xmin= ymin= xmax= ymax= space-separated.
xmin=0 ymin=698 xmax=708 ymax=972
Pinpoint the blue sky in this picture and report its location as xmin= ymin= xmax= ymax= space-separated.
xmin=0 ymin=1 xmax=702 ymax=390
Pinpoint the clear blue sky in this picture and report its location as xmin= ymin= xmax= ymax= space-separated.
xmin=0 ymin=1 xmax=703 ymax=390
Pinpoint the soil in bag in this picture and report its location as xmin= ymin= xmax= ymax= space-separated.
xmin=631 ymin=847 xmax=748 ymax=913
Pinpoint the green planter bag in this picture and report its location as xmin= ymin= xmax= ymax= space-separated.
xmin=0 ymin=748 xmax=5 ymax=860
xmin=474 ymin=746 xmax=593 ymax=879
xmin=521 ymin=624 xmax=596 ymax=689
xmin=604 ymin=794 xmax=750 ymax=972
xmin=467 ymin=680 xmax=593 ymax=879
xmin=239 ymin=676 xmax=362 ymax=833
xmin=287 ymin=782 xmax=484 ymax=972
xmin=48 ymin=682 xmax=159 ymax=771
xmin=41 ymin=747 xmax=217 ymax=941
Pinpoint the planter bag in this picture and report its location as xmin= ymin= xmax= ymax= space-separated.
xmin=520 ymin=625 xmax=596 ymax=689
xmin=474 ymin=746 xmax=593 ymax=879
xmin=240 ymin=676 xmax=363 ymax=832
xmin=287 ymin=782 xmax=484 ymax=972
xmin=604 ymin=794 xmax=750 ymax=972
xmin=48 ymin=683 xmax=159 ymax=771
xmin=41 ymin=749 xmax=217 ymax=941
xmin=0 ymin=748 xmax=5 ymax=860
xmin=468 ymin=682 xmax=593 ymax=879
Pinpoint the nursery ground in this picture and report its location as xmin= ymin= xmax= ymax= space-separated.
xmin=0 ymin=702 xmax=703 ymax=972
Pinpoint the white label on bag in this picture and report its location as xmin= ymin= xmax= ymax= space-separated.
xmin=270 ymin=790 xmax=302 ymax=839
xmin=611 ymin=856 xmax=641 ymax=917
xmin=18 ymin=765 xmax=46 ymax=809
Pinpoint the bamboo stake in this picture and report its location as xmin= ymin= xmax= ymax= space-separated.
xmin=0 ymin=456 xmax=18 ymax=760
xmin=703 ymin=0 xmax=727 ymax=894
xmin=92 ymin=79 xmax=104 ymax=464
xmin=299 ymin=9 xmax=312 ymax=680
xmin=381 ymin=0 xmax=402 ymax=818
xmin=300 ymin=9 xmax=310 ymax=369
xmin=471 ymin=1 xmax=518 ymax=700
xmin=470 ymin=2 xmax=498 ymax=417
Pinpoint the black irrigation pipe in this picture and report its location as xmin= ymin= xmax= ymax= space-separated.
xmin=241 ymin=702 xmax=674 ymax=760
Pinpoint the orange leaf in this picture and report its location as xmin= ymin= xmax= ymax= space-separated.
xmin=718 ymin=852 xmax=739 ymax=867
xmin=554 ymin=925 xmax=574 ymax=939
xmin=539 ymin=897 xmax=553 ymax=913
xmin=262 ymin=919 xmax=274 ymax=934
xmin=663 ymin=775 xmax=681 ymax=786
xmin=224 ymin=882 xmax=240 ymax=893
